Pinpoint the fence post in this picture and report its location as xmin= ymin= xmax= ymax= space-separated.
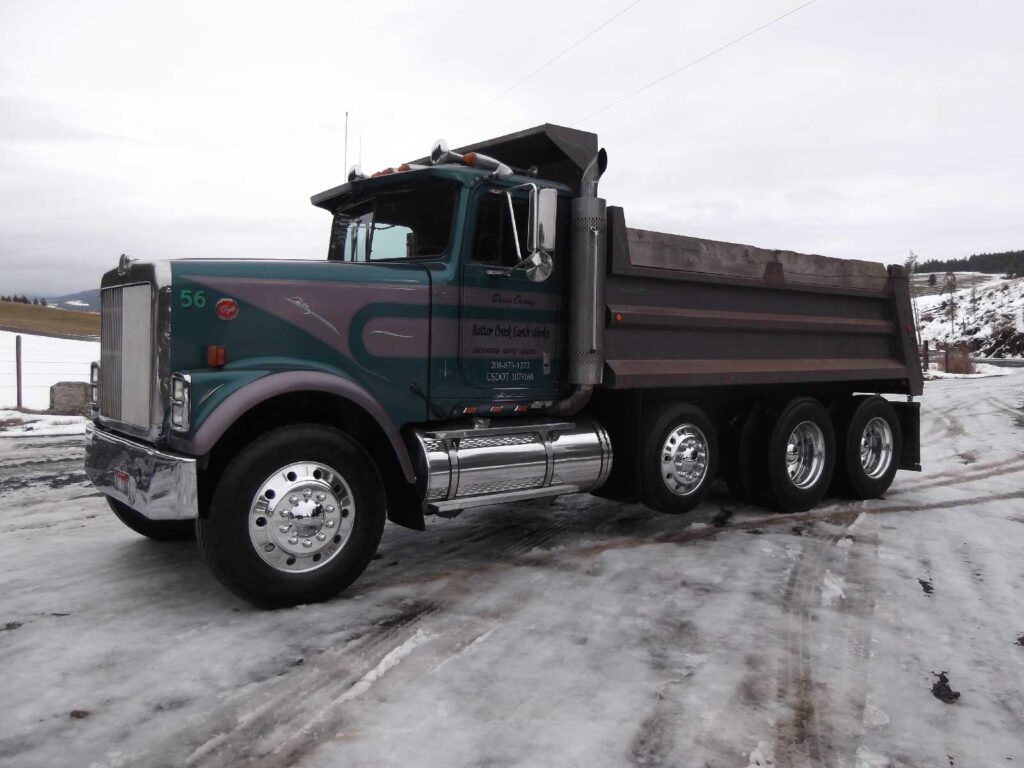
xmin=922 ymin=340 xmax=929 ymax=372
xmin=15 ymin=334 xmax=22 ymax=409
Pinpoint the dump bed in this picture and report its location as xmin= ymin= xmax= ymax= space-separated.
xmin=602 ymin=207 xmax=923 ymax=396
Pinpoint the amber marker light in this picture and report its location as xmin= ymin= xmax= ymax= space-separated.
xmin=489 ymin=405 xmax=503 ymax=414
xmin=462 ymin=406 xmax=478 ymax=415
xmin=614 ymin=312 xmax=624 ymax=323
xmin=207 ymin=345 xmax=226 ymax=368
xmin=514 ymin=405 xmax=528 ymax=413
xmin=463 ymin=152 xmax=478 ymax=166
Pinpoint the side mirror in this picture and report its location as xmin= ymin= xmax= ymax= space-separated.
xmin=500 ymin=183 xmax=557 ymax=282
xmin=528 ymin=187 xmax=557 ymax=254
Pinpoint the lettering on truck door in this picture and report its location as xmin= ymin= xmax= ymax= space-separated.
xmin=459 ymin=187 xmax=561 ymax=398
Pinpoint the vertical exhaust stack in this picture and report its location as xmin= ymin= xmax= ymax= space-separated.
xmin=551 ymin=148 xmax=608 ymax=416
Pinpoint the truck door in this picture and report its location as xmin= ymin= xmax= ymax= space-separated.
xmin=458 ymin=186 xmax=562 ymax=401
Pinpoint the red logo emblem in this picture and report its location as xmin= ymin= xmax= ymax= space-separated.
xmin=215 ymin=298 xmax=239 ymax=320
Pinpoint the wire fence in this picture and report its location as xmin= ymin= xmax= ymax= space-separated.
xmin=0 ymin=332 xmax=99 ymax=411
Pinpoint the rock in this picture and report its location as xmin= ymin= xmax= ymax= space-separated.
xmin=49 ymin=382 xmax=91 ymax=416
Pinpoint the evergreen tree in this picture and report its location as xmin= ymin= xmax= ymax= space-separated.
xmin=928 ymin=273 xmax=937 ymax=287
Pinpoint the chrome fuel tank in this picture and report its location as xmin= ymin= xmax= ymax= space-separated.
xmin=409 ymin=418 xmax=612 ymax=513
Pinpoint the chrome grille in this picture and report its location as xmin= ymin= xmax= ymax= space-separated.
xmin=100 ymin=284 xmax=154 ymax=429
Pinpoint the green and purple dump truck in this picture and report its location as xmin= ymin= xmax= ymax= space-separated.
xmin=85 ymin=124 xmax=922 ymax=607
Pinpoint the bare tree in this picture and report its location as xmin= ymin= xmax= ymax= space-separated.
xmin=942 ymin=272 xmax=958 ymax=338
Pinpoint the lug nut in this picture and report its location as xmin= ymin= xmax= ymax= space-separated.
xmin=278 ymin=524 xmax=291 ymax=533
xmin=326 ymin=505 xmax=335 ymax=513
xmin=302 ymin=539 xmax=313 ymax=548
xmin=288 ymin=536 xmax=299 ymax=545
xmin=289 ymin=495 xmax=299 ymax=505
xmin=315 ymin=492 xmax=326 ymax=502
xmin=303 ymin=489 xmax=313 ymax=498
xmin=316 ymin=532 xmax=326 ymax=542
xmin=325 ymin=520 xmax=335 ymax=528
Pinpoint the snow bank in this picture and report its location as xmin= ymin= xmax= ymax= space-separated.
xmin=0 ymin=330 xmax=98 ymax=410
xmin=0 ymin=409 xmax=86 ymax=436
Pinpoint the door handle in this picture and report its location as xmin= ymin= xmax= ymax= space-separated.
xmin=486 ymin=269 xmax=508 ymax=277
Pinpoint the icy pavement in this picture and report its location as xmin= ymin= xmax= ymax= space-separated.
xmin=1 ymin=374 xmax=1023 ymax=767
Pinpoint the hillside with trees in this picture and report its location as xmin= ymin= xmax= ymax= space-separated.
xmin=917 ymin=249 xmax=1024 ymax=276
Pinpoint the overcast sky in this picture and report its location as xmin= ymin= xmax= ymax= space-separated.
xmin=1 ymin=0 xmax=1021 ymax=296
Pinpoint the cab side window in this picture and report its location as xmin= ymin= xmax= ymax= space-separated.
xmin=472 ymin=191 xmax=529 ymax=267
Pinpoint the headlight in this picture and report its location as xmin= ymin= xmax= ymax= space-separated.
xmin=170 ymin=373 xmax=191 ymax=431
xmin=90 ymin=362 xmax=100 ymax=409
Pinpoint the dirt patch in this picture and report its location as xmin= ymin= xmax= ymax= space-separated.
xmin=0 ymin=301 xmax=99 ymax=337
xmin=918 ymin=579 xmax=934 ymax=595
xmin=1015 ymin=635 xmax=1024 ymax=647
xmin=957 ymin=452 xmax=977 ymax=465
xmin=69 ymin=709 xmax=91 ymax=719
xmin=1 ymin=621 xmax=23 ymax=632
xmin=931 ymin=671 xmax=960 ymax=704
xmin=711 ymin=507 xmax=733 ymax=528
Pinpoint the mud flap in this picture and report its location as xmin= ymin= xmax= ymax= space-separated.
xmin=385 ymin=481 xmax=426 ymax=531
xmin=892 ymin=400 xmax=921 ymax=471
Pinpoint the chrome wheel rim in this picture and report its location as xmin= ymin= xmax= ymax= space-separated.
xmin=860 ymin=417 xmax=894 ymax=479
xmin=248 ymin=461 xmax=355 ymax=574
xmin=785 ymin=421 xmax=826 ymax=490
xmin=660 ymin=424 xmax=709 ymax=496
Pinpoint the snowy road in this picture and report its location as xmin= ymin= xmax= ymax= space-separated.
xmin=1 ymin=375 xmax=1023 ymax=768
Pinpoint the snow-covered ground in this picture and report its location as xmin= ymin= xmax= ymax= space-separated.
xmin=915 ymin=273 xmax=1024 ymax=355
xmin=1 ymin=373 xmax=1023 ymax=767
xmin=0 ymin=330 xmax=98 ymax=410
xmin=0 ymin=410 xmax=86 ymax=437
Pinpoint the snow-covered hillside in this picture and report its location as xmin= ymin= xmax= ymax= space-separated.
xmin=914 ymin=272 xmax=1024 ymax=357
xmin=0 ymin=330 xmax=98 ymax=410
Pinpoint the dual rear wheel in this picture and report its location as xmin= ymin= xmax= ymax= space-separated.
xmin=643 ymin=395 xmax=901 ymax=515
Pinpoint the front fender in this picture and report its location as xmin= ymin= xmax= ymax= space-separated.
xmin=168 ymin=370 xmax=416 ymax=483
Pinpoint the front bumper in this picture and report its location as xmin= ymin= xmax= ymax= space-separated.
xmin=84 ymin=423 xmax=198 ymax=520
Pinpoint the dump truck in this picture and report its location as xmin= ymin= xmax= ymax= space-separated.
xmin=85 ymin=124 xmax=923 ymax=607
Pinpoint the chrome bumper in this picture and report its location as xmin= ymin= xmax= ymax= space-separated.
xmin=84 ymin=423 xmax=198 ymax=520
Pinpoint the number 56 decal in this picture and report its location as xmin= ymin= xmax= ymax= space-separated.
xmin=179 ymin=289 xmax=207 ymax=309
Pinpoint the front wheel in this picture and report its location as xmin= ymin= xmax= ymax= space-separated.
xmin=197 ymin=425 xmax=386 ymax=608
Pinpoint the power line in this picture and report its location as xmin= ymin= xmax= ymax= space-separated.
xmin=572 ymin=0 xmax=821 ymax=125
xmin=459 ymin=0 xmax=643 ymax=126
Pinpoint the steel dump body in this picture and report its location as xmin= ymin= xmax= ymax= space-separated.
xmin=602 ymin=207 xmax=923 ymax=396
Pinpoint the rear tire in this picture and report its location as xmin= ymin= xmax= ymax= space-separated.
xmin=722 ymin=406 xmax=766 ymax=505
xmin=833 ymin=396 xmax=901 ymax=499
xmin=106 ymin=497 xmax=194 ymax=541
xmin=197 ymin=424 xmax=386 ymax=608
xmin=763 ymin=398 xmax=835 ymax=513
xmin=641 ymin=403 xmax=718 ymax=514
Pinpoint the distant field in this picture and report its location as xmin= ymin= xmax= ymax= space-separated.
xmin=0 ymin=302 xmax=99 ymax=339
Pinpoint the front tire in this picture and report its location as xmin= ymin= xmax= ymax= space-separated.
xmin=106 ymin=497 xmax=194 ymax=541
xmin=197 ymin=425 xmax=386 ymax=608
xmin=641 ymin=403 xmax=718 ymax=514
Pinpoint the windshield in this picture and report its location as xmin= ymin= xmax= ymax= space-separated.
xmin=327 ymin=185 xmax=457 ymax=262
